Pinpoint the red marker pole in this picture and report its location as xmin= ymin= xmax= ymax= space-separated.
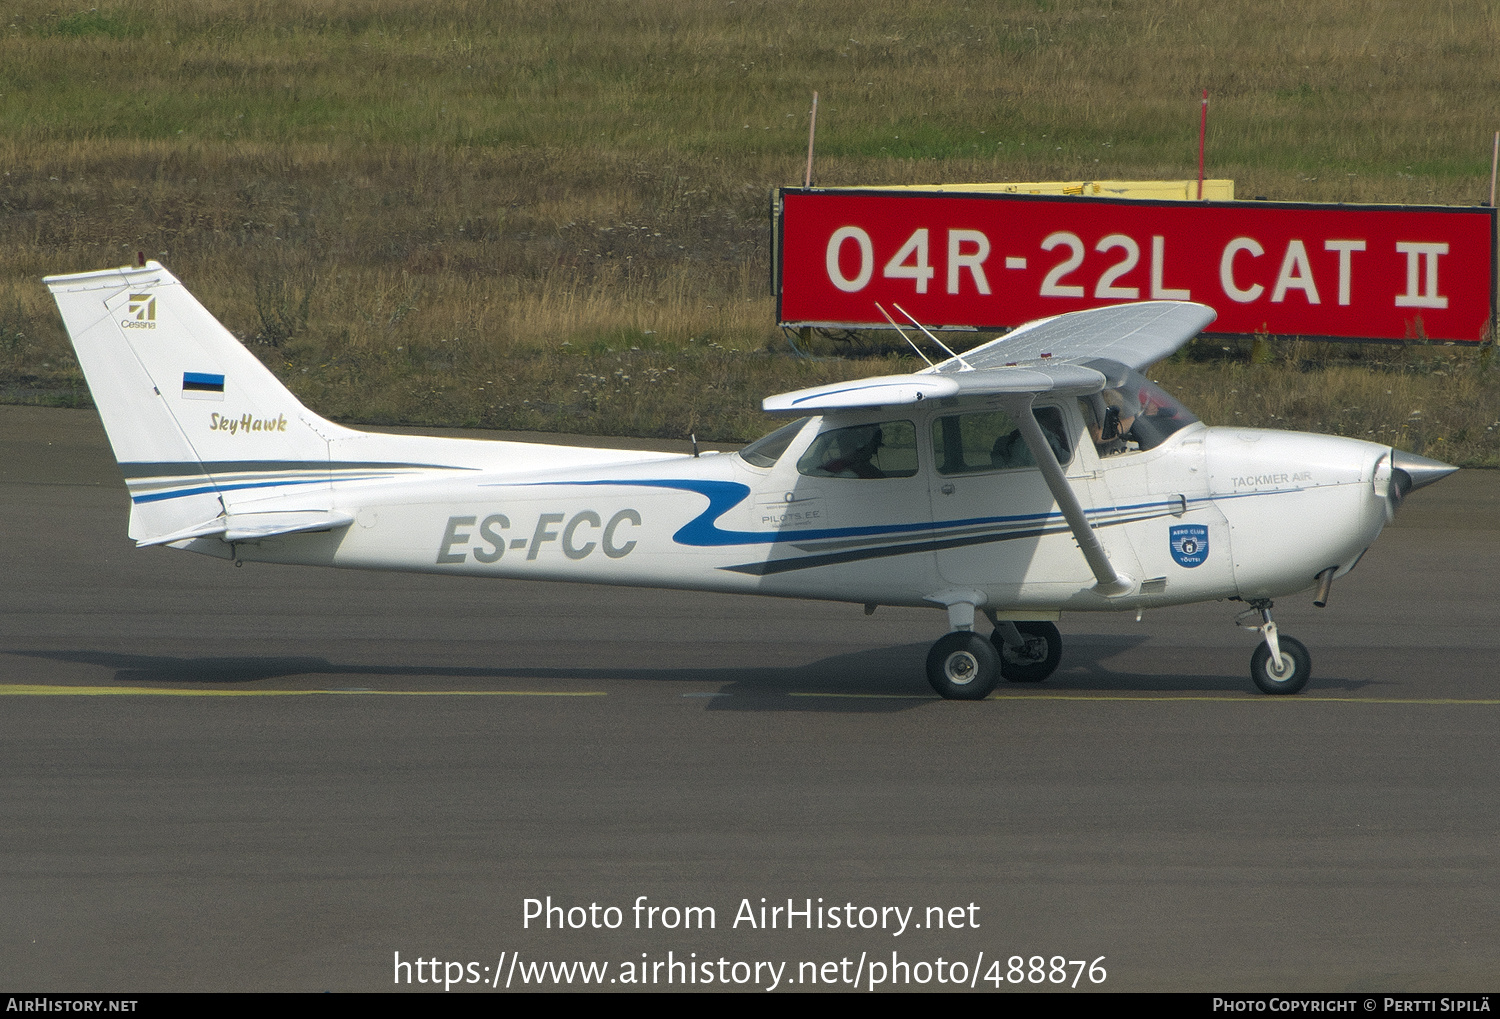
xmin=1197 ymin=89 xmax=1208 ymax=200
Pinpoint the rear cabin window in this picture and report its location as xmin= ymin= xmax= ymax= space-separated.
xmin=797 ymin=421 xmax=919 ymax=479
xmin=930 ymin=406 xmax=1072 ymax=475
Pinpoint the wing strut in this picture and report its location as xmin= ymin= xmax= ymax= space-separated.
xmin=1010 ymin=396 xmax=1137 ymax=598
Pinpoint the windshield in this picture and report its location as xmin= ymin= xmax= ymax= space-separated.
xmin=1127 ymin=373 xmax=1199 ymax=448
xmin=1080 ymin=362 xmax=1198 ymax=453
xmin=738 ymin=417 xmax=811 ymax=468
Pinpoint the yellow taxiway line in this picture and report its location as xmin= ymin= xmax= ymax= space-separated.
xmin=0 ymin=685 xmax=606 ymax=697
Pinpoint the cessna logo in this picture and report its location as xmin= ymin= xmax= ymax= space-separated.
xmin=121 ymin=294 xmax=156 ymax=329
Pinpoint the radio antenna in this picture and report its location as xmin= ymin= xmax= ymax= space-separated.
xmin=876 ymin=303 xmax=934 ymax=367
xmin=893 ymin=302 xmax=973 ymax=371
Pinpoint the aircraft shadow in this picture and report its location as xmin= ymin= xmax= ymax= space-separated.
xmin=701 ymin=636 xmax=1374 ymax=712
xmin=8 ymin=637 xmax=1371 ymax=713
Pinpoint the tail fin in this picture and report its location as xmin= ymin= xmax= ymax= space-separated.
xmin=45 ymin=262 xmax=345 ymax=543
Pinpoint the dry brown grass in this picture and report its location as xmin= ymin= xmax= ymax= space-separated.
xmin=3 ymin=1 xmax=1498 ymax=456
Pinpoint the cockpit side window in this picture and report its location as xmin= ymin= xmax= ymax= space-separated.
xmin=739 ymin=417 xmax=811 ymax=468
xmin=930 ymin=406 xmax=1072 ymax=475
xmin=797 ymin=420 xmax=918 ymax=479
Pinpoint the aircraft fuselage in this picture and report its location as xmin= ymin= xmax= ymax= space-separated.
xmin=201 ymin=415 xmax=1392 ymax=617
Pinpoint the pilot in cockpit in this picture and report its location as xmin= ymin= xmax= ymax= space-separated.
xmin=1083 ymin=386 xmax=1140 ymax=457
xmin=819 ymin=426 xmax=886 ymax=478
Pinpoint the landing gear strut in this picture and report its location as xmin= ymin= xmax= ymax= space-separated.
xmin=924 ymin=603 xmax=1064 ymax=699
xmin=1238 ymin=600 xmax=1311 ymax=695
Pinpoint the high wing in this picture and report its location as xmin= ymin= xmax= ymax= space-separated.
xmin=760 ymin=361 xmax=1106 ymax=414
xmin=930 ymin=301 xmax=1217 ymax=374
xmin=762 ymin=302 xmax=1215 ymax=414
xmin=762 ymin=301 xmax=1217 ymax=601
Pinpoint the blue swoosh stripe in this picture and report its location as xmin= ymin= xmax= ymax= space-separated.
xmin=542 ymin=478 xmax=952 ymax=547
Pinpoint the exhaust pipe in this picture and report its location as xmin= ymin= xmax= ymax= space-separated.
xmin=1313 ymin=566 xmax=1336 ymax=608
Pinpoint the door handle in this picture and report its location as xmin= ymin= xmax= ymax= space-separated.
xmin=940 ymin=483 xmax=955 ymax=495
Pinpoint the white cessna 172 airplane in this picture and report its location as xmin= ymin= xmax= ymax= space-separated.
xmin=46 ymin=261 xmax=1457 ymax=699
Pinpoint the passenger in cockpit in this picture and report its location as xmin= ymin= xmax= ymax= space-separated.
xmin=990 ymin=412 xmax=1069 ymax=469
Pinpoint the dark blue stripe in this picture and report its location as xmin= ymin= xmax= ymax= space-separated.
xmin=725 ymin=507 xmax=1173 ymax=575
xmin=132 ymin=477 xmax=331 ymax=504
xmin=118 ymin=460 xmax=468 ymax=479
xmin=534 ymin=478 xmax=1305 ymax=550
xmin=531 ymin=478 xmax=1096 ymax=548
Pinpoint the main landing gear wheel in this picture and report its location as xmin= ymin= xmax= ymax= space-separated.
xmin=1250 ymin=636 xmax=1311 ymax=695
xmin=926 ymin=632 xmax=999 ymax=701
xmin=991 ymin=621 xmax=1063 ymax=683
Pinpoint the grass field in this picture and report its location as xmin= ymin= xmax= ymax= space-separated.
xmin=3 ymin=0 xmax=1498 ymax=461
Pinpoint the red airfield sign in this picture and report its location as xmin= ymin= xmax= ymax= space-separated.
xmin=774 ymin=188 xmax=1497 ymax=343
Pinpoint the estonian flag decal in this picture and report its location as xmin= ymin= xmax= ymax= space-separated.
xmin=182 ymin=371 xmax=225 ymax=401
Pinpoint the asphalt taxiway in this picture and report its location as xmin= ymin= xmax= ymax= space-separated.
xmin=2 ymin=405 xmax=1497 ymax=991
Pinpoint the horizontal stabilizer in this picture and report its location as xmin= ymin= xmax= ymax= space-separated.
xmin=138 ymin=510 xmax=355 ymax=547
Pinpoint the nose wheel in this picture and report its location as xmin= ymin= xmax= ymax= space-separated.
xmin=1239 ymin=601 xmax=1311 ymax=695
xmin=1251 ymin=636 xmax=1311 ymax=694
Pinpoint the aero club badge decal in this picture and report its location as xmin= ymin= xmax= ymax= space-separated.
xmin=1169 ymin=524 xmax=1209 ymax=568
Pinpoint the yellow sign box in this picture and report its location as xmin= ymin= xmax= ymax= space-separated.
xmin=845 ymin=180 xmax=1236 ymax=201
